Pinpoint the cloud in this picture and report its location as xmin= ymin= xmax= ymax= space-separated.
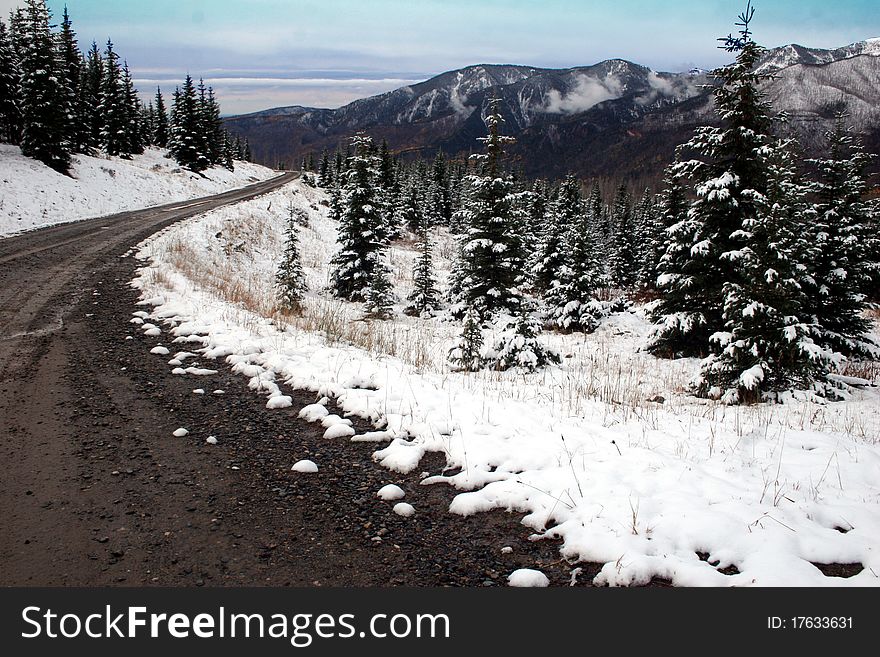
xmin=635 ymin=70 xmax=701 ymax=106
xmin=542 ymin=75 xmax=623 ymax=114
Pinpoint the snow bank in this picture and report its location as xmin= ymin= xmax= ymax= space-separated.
xmin=0 ymin=144 xmax=275 ymax=237
xmin=131 ymin=179 xmax=880 ymax=587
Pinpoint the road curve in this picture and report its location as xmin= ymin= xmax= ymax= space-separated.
xmin=0 ymin=171 xmax=584 ymax=587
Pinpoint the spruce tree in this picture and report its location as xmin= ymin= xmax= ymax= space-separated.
xmin=364 ymin=251 xmax=395 ymax=319
xmin=698 ymin=141 xmax=832 ymax=403
xmin=153 ymin=87 xmax=169 ymax=147
xmin=449 ymin=98 xmax=524 ymax=318
xmin=81 ymin=42 xmax=103 ymax=150
xmin=121 ymin=61 xmax=144 ymax=155
xmin=0 ymin=19 xmax=22 ymax=144
xmin=448 ymin=305 xmax=485 ymax=372
xmin=533 ymin=175 xmax=580 ymax=295
xmin=18 ymin=0 xmax=71 ymax=172
xmin=804 ymin=113 xmax=879 ymax=357
xmin=275 ymin=203 xmax=308 ymax=312
xmin=640 ymin=165 xmax=687 ymax=292
xmin=168 ymin=75 xmax=205 ymax=171
xmin=405 ymin=221 xmax=440 ymax=316
xmin=609 ymin=183 xmax=636 ymax=288
xmin=648 ymin=1 xmax=775 ymax=358
xmin=57 ymin=6 xmax=88 ymax=153
xmin=486 ymin=304 xmax=560 ymax=372
xmin=99 ymin=40 xmax=130 ymax=157
xmin=330 ymin=134 xmax=384 ymax=301
xmin=317 ymin=150 xmax=332 ymax=186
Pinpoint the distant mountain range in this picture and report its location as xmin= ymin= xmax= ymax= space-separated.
xmin=224 ymin=39 xmax=880 ymax=186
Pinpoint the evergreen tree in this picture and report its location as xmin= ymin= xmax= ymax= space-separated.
xmin=121 ymin=61 xmax=144 ymax=155
xmin=486 ymin=304 xmax=561 ymax=372
xmin=640 ymin=165 xmax=687 ymax=292
xmin=364 ymin=250 xmax=395 ymax=319
xmin=804 ymin=113 xmax=879 ymax=357
xmin=275 ymin=203 xmax=308 ymax=312
xmin=449 ymin=98 xmax=524 ymax=317
xmin=698 ymin=140 xmax=833 ymax=403
xmin=448 ymin=305 xmax=485 ymax=372
xmin=546 ymin=191 xmax=605 ymax=332
xmin=0 ymin=19 xmax=22 ymax=144
xmin=533 ymin=175 xmax=580 ymax=294
xmin=405 ymin=221 xmax=440 ymax=316
xmin=330 ymin=134 xmax=384 ymax=301
xmin=168 ymin=75 xmax=206 ymax=171
xmin=428 ymin=150 xmax=452 ymax=226
xmin=18 ymin=0 xmax=71 ymax=172
xmin=57 ymin=6 xmax=88 ymax=153
xmin=317 ymin=150 xmax=332 ymax=187
xmin=98 ymin=40 xmax=130 ymax=157
xmin=609 ymin=183 xmax=636 ymax=288
xmin=153 ymin=86 xmax=169 ymax=147
xmin=649 ymin=1 xmax=775 ymax=358
xmin=81 ymin=41 xmax=103 ymax=150
xmin=243 ymin=137 xmax=252 ymax=162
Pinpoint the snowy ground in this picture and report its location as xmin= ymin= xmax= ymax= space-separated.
xmin=132 ymin=180 xmax=880 ymax=587
xmin=0 ymin=144 xmax=276 ymax=237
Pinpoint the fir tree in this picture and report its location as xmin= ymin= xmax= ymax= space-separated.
xmin=533 ymin=175 xmax=580 ymax=294
xmin=804 ymin=112 xmax=878 ymax=357
xmin=449 ymin=98 xmax=524 ymax=317
xmin=153 ymin=87 xmax=169 ymax=147
xmin=81 ymin=42 xmax=103 ymax=150
xmin=275 ymin=203 xmax=308 ymax=312
xmin=317 ymin=150 xmax=332 ymax=187
xmin=698 ymin=140 xmax=833 ymax=403
xmin=99 ymin=40 xmax=130 ymax=157
xmin=640 ymin=165 xmax=687 ymax=292
xmin=609 ymin=183 xmax=636 ymax=288
xmin=363 ymin=250 xmax=395 ymax=319
xmin=448 ymin=306 xmax=485 ymax=372
xmin=168 ymin=75 xmax=205 ymax=171
xmin=121 ymin=61 xmax=144 ymax=155
xmin=57 ymin=6 xmax=88 ymax=153
xmin=649 ymin=1 xmax=775 ymax=358
xmin=0 ymin=19 xmax=22 ymax=144
xmin=405 ymin=221 xmax=440 ymax=316
xmin=330 ymin=134 xmax=384 ymax=301
xmin=18 ymin=0 xmax=71 ymax=172
xmin=486 ymin=304 xmax=560 ymax=372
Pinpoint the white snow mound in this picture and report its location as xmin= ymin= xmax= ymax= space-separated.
xmin=377 ymin=484 xmax=406 ymax=501
xmin=508 ymin=569 xmax=550 ymax=587
xmin=291 ymin=459 xmax=319 ymax=473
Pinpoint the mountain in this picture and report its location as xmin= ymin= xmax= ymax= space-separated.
xmin=224 ymin=39 xmax=880 ymax=186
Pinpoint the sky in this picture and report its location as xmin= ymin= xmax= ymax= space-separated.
xmin=3 ymin=0 xmax=879 ymax=115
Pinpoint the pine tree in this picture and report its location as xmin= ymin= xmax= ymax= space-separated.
xmin=0 ymin=19 xmax=22 ymax=144
xmin=609 ymin=183 xmax=636 ymax=288
xmin=81 ymin=42 xmax=103 ymax=150
xmin=317 ymin=150 xmax=332 ymax=187
xmin=330 ymin=134 xmax=384 ymax=301
xmin=486 ymin=304 xmax=560 ymax=372
xmin=698 ymin=140 xmax=833 ymax=403
xmin=57 ymin=6 xmax=88 ymax=153
xmin=804 ymin=112 xmax=878 ymax=357
xmin=428 ymin=150 xmax=452 ymax=226
xmin=648 ymin=1 xmax=775 ymax=358
xmin=640 ymin=165 xmax=687 ymax=292
xmin=99 ymin=40 xmax=130 ymax=157
xmin=153 ymin=87 xmax=169 ymax=147
xmin=121 ymin=61 xmax=144 ymax=155
xmin=449 ymin=98 xmax=524 ymax=318
xmin=275 ymin=203 xmax=308 ymax=312
xmin=168 ymin=75 xmax=205 ymax=171
xmin=364 ymin=250 xmax=395 ymax=319
xmin=18 ymin=0 xmax=71 ymax=172
xmin=448 ymin=305 xmax=484 ymax=372
xmin=405 ymin=221 xmax=440 ymax=316
xmin=533 ymin=175 xmax=580 ymax=294
xmin=546 ymin=191 xmax=605 ymax=332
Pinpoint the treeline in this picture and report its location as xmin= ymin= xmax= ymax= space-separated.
xmin=0 ymin=0 xmax=251 ymax=173
xmin=282 ymin=3 xmax=879 ymax=403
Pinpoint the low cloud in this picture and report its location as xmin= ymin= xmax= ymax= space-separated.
xmin=635 ymin=70 xmax=700 ymax=106
xmin=542 ymin=75 xmax=623 ymax=114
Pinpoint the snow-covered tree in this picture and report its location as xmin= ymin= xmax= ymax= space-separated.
xmin=168 ymin=75 xmax=207 ymax=171
xmin=639 ymin=165 xmax=687 ymax=292
xmin=649 ymin=2 xmax=775 ymax=358
xmin=98 ymin=40 xmax=131 ymax=157
xmin=698 ymin=141 xmax=834 ymax=403
xmin=364 ymin=250 xmax=395 ymax=319
xmin=18 ymin=0 xmax=71 ymax=172
xmin=533 ymin=175 xmax=580 ymax=295
xmin=448 ymin=305 xmax=484 ymax=372
xmin=449 ymin=98 xmax=524 ymax=317
xmin=57 ymin=6 xmax=88 ymax=154
xmin=331 ymin=134 xmax=384 ymax=301
xmin=153 ymin=87 xmax=169 ymax=147
xmin=405 ymin=221 xmax=440 ymax=316
xmin=81 ymin=41 xmax=103 ymax=150
xmin=486 ymin=305 xmax=560 ymax=372
xmin=804 ymin=113 xmax=878 ymax=357
xmin=121 ymin=61 xmax=144 ymax=155
xmin=275 ymin=203 xmax=308 ymax=312
xmin=609 ymin=183 xmax=636 ymax=288
xmin=0 ymin=19 xmax=22 ymax=144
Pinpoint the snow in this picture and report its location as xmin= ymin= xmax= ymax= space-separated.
xmin=393 ymin=502 xmax=416 ymax=517
xmin=131 ymin=179 xmax=880 ymax=587
xmin=206 ymin=436 xmax=218 ymax=445
xmin=508 ymin=569 xmax=550 ymax=587
xmin=291 ymin=459 xmax=319 ymax=473
xmin=377 ymin=484 xmax=406 ymax=501
xmin=172 ymin=428 xmax=189 ymax=437
xmin=0 ymin=144 xmax=275 ymax=237
xmin=324 ymin=424 xmax=356 ymax=440
xmin=150 ymin=346 xmax=170 ymax=355
xmin=266 ymin=395 xmax=293 ymax=409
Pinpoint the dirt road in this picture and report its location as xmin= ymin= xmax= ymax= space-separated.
xmin=0 ymin=176 xmax=588 ymax=587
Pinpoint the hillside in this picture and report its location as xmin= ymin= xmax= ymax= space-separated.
xmin=0 ymin=146 xmax=276 ymax=237
xmin=224 ymin=39 xmax=880 ymax=185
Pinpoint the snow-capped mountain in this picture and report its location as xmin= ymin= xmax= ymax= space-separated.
xmin=224 ymin=37 xmax=880 ymax=184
